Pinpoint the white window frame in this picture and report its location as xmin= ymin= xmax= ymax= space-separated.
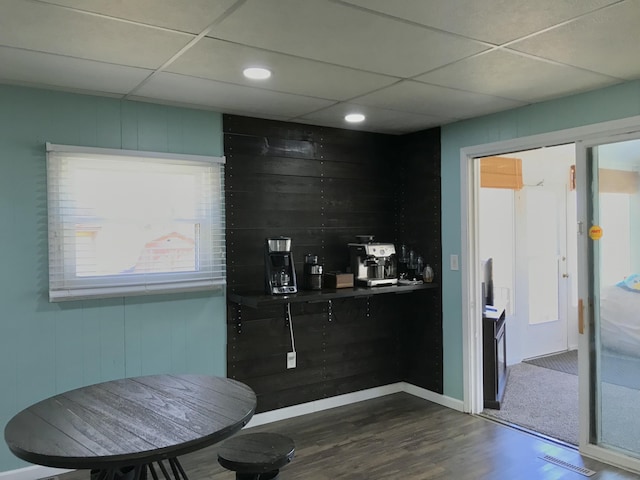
xmin=46 ymin=143 xmax=226 ymax=302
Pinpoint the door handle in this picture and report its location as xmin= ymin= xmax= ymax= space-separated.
xmin=578 ymin=298 xmax=584 ymax=334
xmin=562 ymin=273 xmax=569 ymax=278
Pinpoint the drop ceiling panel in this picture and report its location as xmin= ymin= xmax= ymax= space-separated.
xmin=0 ymin=0 xmax=193 ymax=69
xmin=0 ymin=47 xmax=152 ymax=94
xmin=297 ymin=102 xmax=450 ymax=135
xmin=341 ymin=0 xmax=620 ymax=45
xmin=510 ymin=1 xmax=640 ymax=80
xmin=35 ymin=0 xmax=239 ymax=34
xmin=416 ymin=49 xmax=620 ymax=102
xmin=135 ymin=72 xmax=336 ymax=118
xmin=167 ymin=37 xmax=399 ymax=101
xmin=354 ymin=80 xmax=525 ymax=119
xmin=210 ymin=0 xmax=488 ymax=77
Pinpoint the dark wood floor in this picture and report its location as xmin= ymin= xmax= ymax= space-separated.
xmin=60 ymin=393 xmax=639 ymax=479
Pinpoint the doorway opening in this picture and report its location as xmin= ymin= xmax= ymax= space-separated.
xmin=460 ymin=115 xmax=640 ymax=473
xmin=476 ymin=143 xmax=580 ymax=446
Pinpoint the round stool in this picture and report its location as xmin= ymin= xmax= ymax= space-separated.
xmin=218 ymin=432 xmax=295 ymax=480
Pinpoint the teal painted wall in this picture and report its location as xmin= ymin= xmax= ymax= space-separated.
xmin=441 ymin=80 xmax=640 ymax=400
xmin=0 ymin=85 xmax=226 ymax=472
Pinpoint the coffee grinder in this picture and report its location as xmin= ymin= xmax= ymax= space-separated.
xmin=302 ymin=253 xmax=323 ymax=290
xmin=264 ymin=237 xmax=298 ymax=295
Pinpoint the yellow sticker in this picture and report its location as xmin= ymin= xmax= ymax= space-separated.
xmin=589 ymin=225 xmax=603 ymax=240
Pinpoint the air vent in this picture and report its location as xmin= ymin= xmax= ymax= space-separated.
xmin=539 ymin=454 xmax=596 ymax=477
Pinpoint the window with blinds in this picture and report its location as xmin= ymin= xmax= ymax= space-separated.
xmin=46 ymin=143 xmax=226 ymax=302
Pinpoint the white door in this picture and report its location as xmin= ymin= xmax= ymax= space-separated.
xmin=516 ymin=177 xmax=570 ymax=359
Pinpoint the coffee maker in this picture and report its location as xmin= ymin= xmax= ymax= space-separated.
xmin=264 ymin=237 xmax=298 ymax=295
xmin=348 ymin=236 xmax=398 ymax=287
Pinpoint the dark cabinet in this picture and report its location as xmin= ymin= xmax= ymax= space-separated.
xmin=483 ymin=309 xmax=508 ymax=409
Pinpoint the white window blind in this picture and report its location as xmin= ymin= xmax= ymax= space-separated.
xmin=46 ymin=143 xmax=226 ymax=302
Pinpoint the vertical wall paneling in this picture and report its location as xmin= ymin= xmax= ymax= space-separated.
xmin=224 ymin=114 xmax=442 ymax=412
xmin=0 ymin=85 xmax=226 ymax=473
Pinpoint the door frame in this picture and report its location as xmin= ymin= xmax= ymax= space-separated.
xmin=460 ymin=115 xmax=640 ymax=472
xmin=576 ymin=130 xmax=640 ymax=472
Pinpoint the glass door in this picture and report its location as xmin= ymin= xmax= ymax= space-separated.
xmin=578 ymin=134 xmax=640 ymax=469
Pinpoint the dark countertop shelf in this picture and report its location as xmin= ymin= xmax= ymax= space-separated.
xmin=228 ymin=282 xmax=438 ymax=308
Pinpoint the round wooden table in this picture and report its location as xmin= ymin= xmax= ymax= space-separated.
xmin=4 ymin=374 xmax=256 ymax=480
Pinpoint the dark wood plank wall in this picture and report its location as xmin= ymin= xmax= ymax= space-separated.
xmin=224 ymin=114 xmax=441 ymax=412
xmin=394 ymin=129 xmax=443 ymax=392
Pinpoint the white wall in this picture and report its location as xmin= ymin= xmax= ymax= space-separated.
xmin=479 ymin=144 xmax=578 ymax=364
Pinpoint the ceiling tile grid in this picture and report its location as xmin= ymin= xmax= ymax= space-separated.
xmin=414 ymin=49 xmax=622 ymax=103
xmin=165 ymin=37 xmax=400 ymax=101
xmin=509 ymin=0 xmax=640 ymax=80
xmin=0 ymin=46 xmax=152 ymax=95
xmin=338 ymin=0 xmax=622 ymax=44
xmin=207 ymin=0 xmax=490 ymax=77
xmin=34 ymin=0 xmax=240 ymax=34
xmin=0 ymin=0 xmax=195 ymax=69
xmin=0 ymin=0 xmax=638 ymax=134
xmin=352 ymin=80 xmax=526 ymax=120
xmin=297 ymin=102 xmax=451 ymax=135
xmin=134 ymin=72 xmax=337 ymax=118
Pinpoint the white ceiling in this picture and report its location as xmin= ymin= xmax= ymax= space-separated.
xmin=1 ymin=0 xmax=638 ymax=135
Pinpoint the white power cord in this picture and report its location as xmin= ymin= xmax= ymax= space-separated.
xmin=287 ymin=302 xmax=296 ymax=352
xmin=286 ymin=303 xmax=296 ymax=368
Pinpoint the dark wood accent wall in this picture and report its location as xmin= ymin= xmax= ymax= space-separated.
xmin=394 ymin=129 xmax=443 ymax=392
xmin=224 ymin=114 xmax=442 ymax=412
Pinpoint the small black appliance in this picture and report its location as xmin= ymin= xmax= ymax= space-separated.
xmin=264 ymin=237 xmax=298 ymax=295
xmin=302 ymin=254 xmax=323 ymax=290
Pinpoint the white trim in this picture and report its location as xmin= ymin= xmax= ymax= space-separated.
xmin=403 ymin=383 xmax=465 ymax=412
xmin=245 ymin=382 xmax=463 ymax=429
xmin=575 ymin=139 xmax=592 ymax=453
xmin=580 ymin=444 xmax=640 ymax=475
xmin=460 ymin=115 xmax=640 ymax=467
xmin=459 ymin=114 xmax=640 ymax=161
xmin=0 ymin=466 xmax=71 ymax=480
xmin=45 ymin=142 xmax=225 ymax=164
xmin=245 ymin=383 xmax=404 ymax=428
xmin=461 ymin=154 xmax=482 ymax=414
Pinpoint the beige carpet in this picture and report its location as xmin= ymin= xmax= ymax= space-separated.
xmin=482 ymin=362 xmax=579 ymax=445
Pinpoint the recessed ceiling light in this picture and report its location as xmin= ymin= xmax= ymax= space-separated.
xmin=243 ymin=67 xmax=271 ymax=80
xmin=345 ymin=113 xmax=365 ymax=123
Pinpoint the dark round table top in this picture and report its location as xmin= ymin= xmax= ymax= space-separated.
xmin=4 ymin=374 xmax=256 ymax=470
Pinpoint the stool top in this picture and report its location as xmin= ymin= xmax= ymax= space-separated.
xmin=218 ymin=432 xmax=295 ymax=473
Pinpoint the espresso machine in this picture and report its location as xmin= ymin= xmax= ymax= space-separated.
xmin=348 ymin=236 xmax=398 ymax=287
xmin=264 ymin=237 xmax=298 ymax=295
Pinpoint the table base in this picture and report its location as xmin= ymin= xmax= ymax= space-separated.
xmin=92 ymin=458 xmax=189 ymax=480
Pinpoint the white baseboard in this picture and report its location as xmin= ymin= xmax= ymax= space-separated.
xmin=0 ymin=383 xmax=461 ymax=480
xmin=246 ymin=382 xmax=405 ymax=428
xmin=402 ymin=383 xmax=465 ymax=412
xmin=247 ymin=381 xmax=463 ymax=428
xmin=0 ymin=465 xmax=71 ymax=480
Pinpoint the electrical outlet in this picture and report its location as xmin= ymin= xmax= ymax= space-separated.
xmin=287 ymin=351 xmax=296 ymax=369
xmin=450 ymin=254 xmax=459 ymax=271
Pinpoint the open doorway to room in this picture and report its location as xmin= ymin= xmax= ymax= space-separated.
xmin=477 ymin=143 xmax=580 ymax=446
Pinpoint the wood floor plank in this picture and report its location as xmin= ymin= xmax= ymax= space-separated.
xmin=59 ymin=393 xmax=639 ymax=479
